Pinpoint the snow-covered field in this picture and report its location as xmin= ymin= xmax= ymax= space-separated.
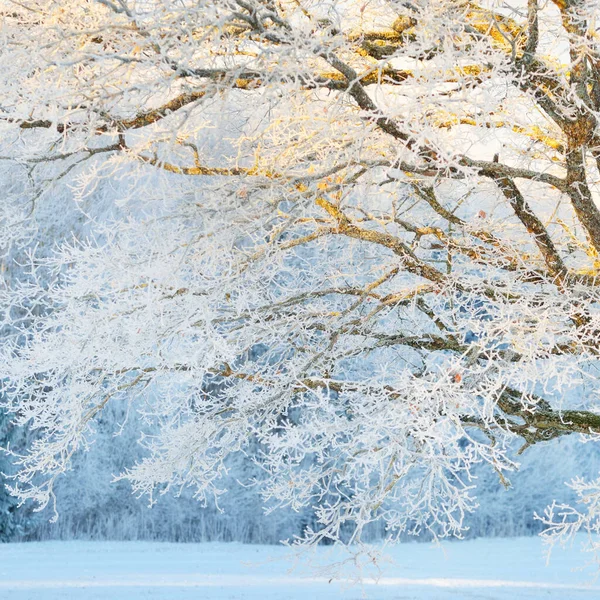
xmin=1 ymin=537 xmax=599 ymax=599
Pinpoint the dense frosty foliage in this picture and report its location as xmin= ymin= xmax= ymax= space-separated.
xmin=20 ymin=416 xmax=600 ymax=543
xmin=0 ymin=162 xmax=587 ymax=545
xmin=2 ymin=0 xmax=600 ymax=557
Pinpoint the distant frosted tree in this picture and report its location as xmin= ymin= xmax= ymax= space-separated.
xmin=0 ymin=410 xmax=19 ymax=541
xmin=0 ymin=407 xmax=38 ymax=542
xmin=3 ymin=0 xmax=600 ymax=557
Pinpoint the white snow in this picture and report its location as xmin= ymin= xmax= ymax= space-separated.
xmin=1 ymin=536 xmax=599 ymax=599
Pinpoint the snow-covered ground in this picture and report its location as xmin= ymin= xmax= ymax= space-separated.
xmin=1 ymin=536 xmax=599 ymax=599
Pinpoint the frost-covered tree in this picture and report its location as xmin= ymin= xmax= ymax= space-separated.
xmin=3 ymin=0 xmax=600 ymax=554
xmin=0 ymin=409 xmax=21 ymax=541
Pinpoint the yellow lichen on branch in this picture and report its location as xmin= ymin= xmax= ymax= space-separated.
xmin=432 ymin=113 xmax=564 ymax=153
